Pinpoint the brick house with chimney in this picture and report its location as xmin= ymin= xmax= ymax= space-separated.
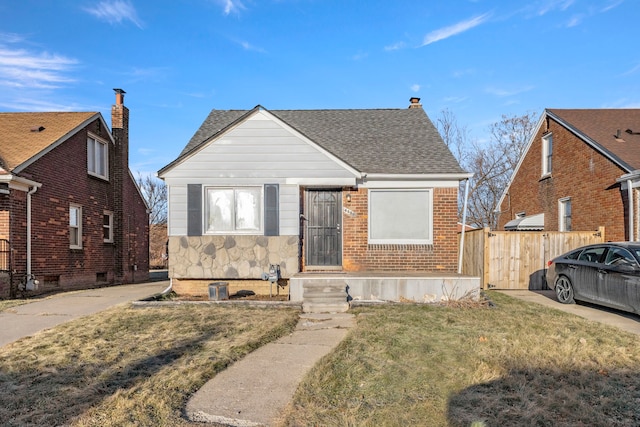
xmin=159 ymin=98 xmax=479 ymax=308
xmin=0 ymin=89 xmax=149 ymax=298
xmin=496 ymin=109 xmax=640 ymax=242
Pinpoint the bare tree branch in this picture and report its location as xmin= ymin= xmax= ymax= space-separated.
xmin=135 ymin=173 xmax=167 ymax=225
xmin=437 ymin=110 xmax=538 ymax=229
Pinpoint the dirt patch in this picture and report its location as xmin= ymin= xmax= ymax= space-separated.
xmin=170 ymin=293 xmax=290 ymax=302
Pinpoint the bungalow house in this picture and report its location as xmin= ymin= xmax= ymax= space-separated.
xmin=0 ymin=89 xmax=149 ymax=298
xmin=158 ymin=98 xmax=478 ymax=310
xmin=496 ymin=109 xmax=640 ymax=241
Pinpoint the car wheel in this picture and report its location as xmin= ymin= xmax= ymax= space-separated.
xmin=555 ymin=276 xmax=575 ymax=304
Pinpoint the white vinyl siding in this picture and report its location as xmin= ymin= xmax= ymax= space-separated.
xmin=368 ymin=189 xmax=433 ymax=244
xmin=164 ymin=111 xmax=353 ymax=236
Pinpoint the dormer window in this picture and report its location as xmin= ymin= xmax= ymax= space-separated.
xmin=87 ymin=133 xmax=108 ymax=180
xmin=542 ymin=133 xmax=553 ymax=176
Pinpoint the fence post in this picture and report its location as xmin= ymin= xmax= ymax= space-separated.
xmin=483 ymin=227 xmax=491 ymax=290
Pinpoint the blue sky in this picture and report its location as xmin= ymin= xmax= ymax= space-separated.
xmin=1 ymin=0 xmax=638 ymax=177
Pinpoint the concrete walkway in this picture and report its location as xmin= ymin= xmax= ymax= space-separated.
xmin=186 ymin=312 xmax=354 ymax=427
xmin=0 ymin=281 xmax=169 ymax=348
xmin=498 ymin=289 xmax=640 ymax=336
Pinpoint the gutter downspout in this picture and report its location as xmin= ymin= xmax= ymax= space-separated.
xmin=27 ymin=185 xmax=38 ymax=283
xmin=458 ymin=178 xmax=470 ymax=274
xmin=628 ymin=179 xmax=634 ymax=242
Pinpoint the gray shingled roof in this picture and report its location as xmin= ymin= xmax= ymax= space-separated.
xmin=169 ymin=106 xmax=465 ymax=175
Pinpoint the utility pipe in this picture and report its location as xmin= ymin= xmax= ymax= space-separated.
xmin=26 ymin=185 xmax=38 ymax=278
xmin=628 ymin=179 xmax=634 ymax=242
xmin=458 ymin=178 xmax=470 ymax=274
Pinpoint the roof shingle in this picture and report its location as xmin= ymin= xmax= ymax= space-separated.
xmin=0 ymin=112 xmax=97 ymax=172
xmin=174 ymin=106 xmax=465 ymax=175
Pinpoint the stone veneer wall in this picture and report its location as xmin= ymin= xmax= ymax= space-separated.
xmin=168 ymin=235 xmax=299 ymax=279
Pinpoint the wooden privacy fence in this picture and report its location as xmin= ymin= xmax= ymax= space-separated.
xmin=460 ymin=227 xmax=605 ymax=290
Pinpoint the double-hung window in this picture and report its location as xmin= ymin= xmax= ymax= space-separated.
xmin=70 ymin=204 xmax=82 ymax=249
xmin=87 ymin=134 xmax=108 ymax=179
xmin=368 ymin=189 xmax=433 ymax=244
xmin=103 ymin=211 xmax=114 ymax=243
xmin=542 ymin=134 xmax=553 ymax=176
xmin=205 ymin=187 xmax=262 ymax=233
xmin=559 ymin=197 xmax=572 ymax=232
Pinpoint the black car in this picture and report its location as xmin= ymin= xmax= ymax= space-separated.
xmin=546 ymin=242 xmax=640 ymax=315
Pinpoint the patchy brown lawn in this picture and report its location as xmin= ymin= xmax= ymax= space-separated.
xmin=0 ymin=304 xmax=299 ymax=426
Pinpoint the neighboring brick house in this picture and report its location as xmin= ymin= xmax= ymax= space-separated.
xmin=158 ymin=98 xmax=474 ymax=300
xmin=496 ymin=109 xmax=640 ymax=241
xmin=0 ymin=89 xmax=149 ymax=298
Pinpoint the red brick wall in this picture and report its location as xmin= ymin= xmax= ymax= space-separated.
xmin=497 ymin=115 xmax=626 ymax=240
xmin=341 ymin=186 xmax=459 ymax=272
xmin=4 ymin=116 xmax=149 ymax=297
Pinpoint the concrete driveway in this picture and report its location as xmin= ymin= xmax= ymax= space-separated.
xmin=0 ymin=281 xmax=169 ymax=348
xmin=499 ymin=289 xmax=640 ymax=336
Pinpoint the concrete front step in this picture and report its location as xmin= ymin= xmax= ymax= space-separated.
xmin=303 ymin=301 xmax=350 ymax=314
xmin=302 ymin=280 xmax=349 ymax=313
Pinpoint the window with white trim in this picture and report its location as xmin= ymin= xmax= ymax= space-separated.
xmin=542 ymin=134 xmax=553 ymax=176
xmin=368 ymin=189 xmax=432 ymax=244
xmin=103 ymin=211 xmax=114 ymax=243
xmin=205 ymin=187 xmax=262 ymax=233
xmin=87 ymin=134 xmax=108 ymax=179
xmin=70 ymin=204 xmax=82 ymax=249
xmin=559 ymin=197 xmax=572 ymax=232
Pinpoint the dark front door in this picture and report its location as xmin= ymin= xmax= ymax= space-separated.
xmin=305 ymin=189 xmax=342 ymax=267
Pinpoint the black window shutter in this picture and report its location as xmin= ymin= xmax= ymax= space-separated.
xmin=187 ymin=184 xmax=202 ymax=236
xmin=264 ymin=184 xmax=279 ymax=236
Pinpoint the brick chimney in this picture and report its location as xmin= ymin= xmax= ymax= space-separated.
xmin=409 ymin=97 xmax=422 ymax=109
xmin=111 ymin=88 xmax=129 ymax=283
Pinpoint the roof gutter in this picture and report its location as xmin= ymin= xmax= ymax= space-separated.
xmin=362 ymin=172 xmax=473 ymax=181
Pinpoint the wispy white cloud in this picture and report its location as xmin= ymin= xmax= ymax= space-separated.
xmin=536 ymin=0 xmax=574 ymax=16
xmin=566 ymin=14 xmax=583 ymax=27
xmin=0 ymin=42 xmax=78 ymax=90
xmin=0 ymin=97 xmax=82 ymax=112
xmin=621 ymin=63 xmax=640 ymax=76
xmin=216 ymin=0 xmax=246 ymax=15
xmin=384 ymin=41 xmax=406 ymax=51
xmin=485 ymin=85 xmax=534 ymax=97
xmin=443 ymin=96 xmax=468 ymax=103
xmin=421 ymin=13 xmax=491 ymax=46
xmin=352 ymin=51 xmax=368 ymax=61
xmin=410 ymin=84 xmax=420 ymax=92
xmin=601 ymin=0 xmax=624 ymax=12
xmin=84 ymin=0 xmax=144 ymax=28
xmin=233 ymin=39 xmax=266 ymax=53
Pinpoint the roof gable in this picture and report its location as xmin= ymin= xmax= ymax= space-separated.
xmin=496 ymin=108 xmax=640 ymax=212
xmin=160 ymin=109 xmax=360 ymax=182
xmin=160 ymin=105 xmax=465 ymax=176
xmin=548 ymin=109 xmax=640 ymax=171
xmin=0 ymin=112 xmax=104 ymax=172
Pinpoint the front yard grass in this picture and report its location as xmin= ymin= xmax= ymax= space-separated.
xmin=281 ymin=291 xmax=640 ymax=426
xmin=0 ymin=304 xmax=300 ymax=426
xmin=2 ymin=292 xmax=640 ymax=426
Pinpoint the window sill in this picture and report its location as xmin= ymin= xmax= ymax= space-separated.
xmin=88 ymin=172 xmax=109 ymax=182
xmin=368 ymin=243 xmax=434 ymax=251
